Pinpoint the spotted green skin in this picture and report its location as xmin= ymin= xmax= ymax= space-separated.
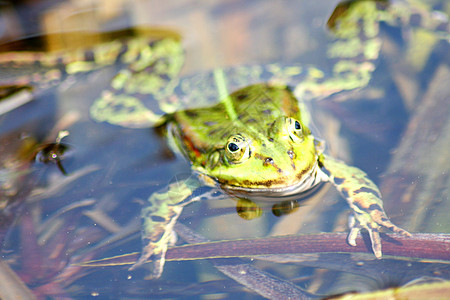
xmin=174 ymin=84 xmax=317 ymax=190
xmin=1 ymin=0 xmax=448 ymax=279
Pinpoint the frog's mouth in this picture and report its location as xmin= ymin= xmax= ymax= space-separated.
xmin=219 ymin=162 xmax=328 ymax=198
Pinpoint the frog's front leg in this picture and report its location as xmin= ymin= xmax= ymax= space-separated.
xmin=321 ymin=155 xmax=411 ymax=258
xmin=129 ymin=175 xmax=203 ymax=278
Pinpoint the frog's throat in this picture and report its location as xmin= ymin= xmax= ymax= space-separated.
xmin=219 ymin=162 xmax=328 ymax=197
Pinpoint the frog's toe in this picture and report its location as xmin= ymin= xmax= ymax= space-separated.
xmin=347 ymin=227 xmax=359 ymax=247
xmin=347 ymin=214 xmax=382 ymax=257
xmin=383 ymin=221 xmax=412 ymax=237
xmin=128 ymin=241 xmax=168 ymax=279
xmin=367 ymin=227 xmax=382 ymax=259
xmin=347 ymin=215 xmax=359 ymax=246
xmin=363 ymin=206 xmax=411 ymax=237
xmin=372 ymin=213 xmax=412 ymax=238
xmin=128 ymin=242 xmax=154 ymax=271
xmin=145 ymin=253 xmax=165 ymax=279
xmin=347 ymin=221 xmax=383 ymax=258
xmin=399 ymin=228 xmax=412 ymax=237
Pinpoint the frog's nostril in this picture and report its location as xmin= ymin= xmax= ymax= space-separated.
xmin=287 ymin=150 xmax=295 ymax=159
xmin=264 ymin=157 xmax=274 ymax=166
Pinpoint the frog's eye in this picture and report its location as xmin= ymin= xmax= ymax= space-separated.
xmin=225 ymin=134 xmax=251 ymax=163
xmin=285 ymin=117 xmax=303 ymax=143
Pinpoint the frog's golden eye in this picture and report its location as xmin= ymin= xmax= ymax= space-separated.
xmin=225 ymin=134 xmax=251 ymax=163
xmin=285 ymin=117 xmax=303 ymax=143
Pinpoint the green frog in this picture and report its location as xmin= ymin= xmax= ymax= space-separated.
xmin=1 ymin=0 xmax=448 ymax=279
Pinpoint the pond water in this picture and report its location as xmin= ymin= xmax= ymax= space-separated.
xmin=0 ymin=0 xmax=449 ymax=299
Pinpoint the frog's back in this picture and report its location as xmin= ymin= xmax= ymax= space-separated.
xmin=172 ymin=84 xmax=303 ymax=157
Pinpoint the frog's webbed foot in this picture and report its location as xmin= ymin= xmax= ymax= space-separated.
xmin=322 ymin=155 xmax=411 ymax=258
xmin=129 ymin=175 xmax=202 ymax=278
xmin=128 ymin=194 xmax=185 ymax=278
xmin=89 ymin=38 xmax=184 ymax=128
xmin=129 ymin=232 xmax=177 ymax=279
xmin=347 ymin=213 xmax=411 ymax=259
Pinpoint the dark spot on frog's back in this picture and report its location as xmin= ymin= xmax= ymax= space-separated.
xmin=211 ymin=105 xmax=223 ymax=112
xmin=185 ymin=110 xmax=198 ymax=118
xmin=245 ymin=118 xmax=257 ymax=123
xmin=262 ymin=109 xmax=272 ymax=115
xmin=209 ymin=128 xmax=221 ymax=136
xmin=236 ymin=93 xmax=249 ymax=101
xmin=204 ymin=121 xmax=217 ymax=126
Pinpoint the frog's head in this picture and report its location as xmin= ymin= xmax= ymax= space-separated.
xmin=202 ymin=115 xmax=319 ymax=195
